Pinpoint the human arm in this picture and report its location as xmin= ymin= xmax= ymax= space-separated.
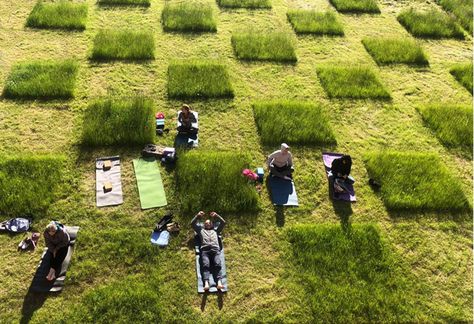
xmin=44 ymin=231 xmax=55 ymax=253
xmin=287 ymin=153 xmax=293 ymax=167
xmin=191 ymin=211 xmax=205 ymax=232
xmin=267 ymin=151 xmax=277 ymax=167
xmin=211 ymin=212 xmax=226 ymax=234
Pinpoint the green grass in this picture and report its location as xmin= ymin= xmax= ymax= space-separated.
xmin=3 ymin=60 xmax=79 ymax=99
xmin=217 ymin=0 xmax=271 ymax=9
xmin=0 ymin=155 xmax=65 ymax=217
xmin=397 ymin=8 xmax=465 ymax=39
xmin=81 ymin=97 xmax=155 ymax=146
xmin=287 ymin=10 xmax=344 ymax=36
xmin=97 ymin=0 xmax=151 ymax=6
xmin=26 ymin=1 xmax=88 ymax=30
xmin=364 ymin=151 xmax=469 ymax=211
xmin=231 ymin=32 xmax=297 ymax=62
xmin=176 ymin=151 xmax=259 ymax=212
xmin=253 ymin=101 xmax=336 ymax=145
xmin=329 ymin=0 xmax=380 ymax=13
xmin=91 ymin=30 xmax=155 ymax=61
xmin=162 ymin=3 xmax=216 ymax=33
xmin=167 ymin=60 xmax=234 ymax=99
xmin=417 ymin=104 xmax=473 ymax=150
xmin=450 ymin=63 xmax=473 ymax=93
xmin=437 ymin=0 xmax=473 ymax=34
xmin=285 ymin=224 xmax=415 ymax=322
xmin=362 ymin=37 xmax=429 ymax=65
xmin=316 ymin=66 xmax=391 ymax=99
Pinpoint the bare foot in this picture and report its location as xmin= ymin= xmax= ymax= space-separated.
xmin=46 ymin=268 xmax=55 ymax=281
xmin=204 ymin=280 xmax=210 ymax=291
xmin=217 ymin=280 xmax=224 ymax=291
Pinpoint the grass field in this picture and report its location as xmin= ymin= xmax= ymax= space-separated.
xmin=81 ymin=97 xmax=155 ymax=146
xmin=91 ymin=30 xmax=155 ymax=61
xmin=329 ymin=0 xmax=380 ymax=13
xmin=437 ymin=0 xmax=473 ymax=34
xmin=397 ymin=8 xmax=465 ymax=39
xmin=3 ymin=60 xmax=79 ymax=99
xmin=162 ymin=3 xmax=217 ymax=33
xmin=0 ymin=0 xmax=472 ymax=322
xmin=287 ymin=10 xmax=344 ymax=36
xmin=450 ymin=63 xmax=473 ymax=93
xmin=362 ymin=38 xmax=429 ymax=65
xmin=417 ymin=104 xmax=473 ymax=150
xmin=217 ymin=0 xmax=271 ymax=9
xmin=253 ymin=101 xmax=336 ymax=145
xmin=232 ymin=32 xmax=297 ymax=62
xmin=26 ymin=1 xmax=88 ymax=31
xmin=97 ymin=0 xmax=151 ymax=6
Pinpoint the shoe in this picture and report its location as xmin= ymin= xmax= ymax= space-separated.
xmin=166 ymin=222 xmax=180 ymax=233
xmin=204 ymin=281 xmax=210 ymax=291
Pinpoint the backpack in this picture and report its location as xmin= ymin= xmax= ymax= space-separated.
xmin=0 ymin=218 xmax=31 ymax=233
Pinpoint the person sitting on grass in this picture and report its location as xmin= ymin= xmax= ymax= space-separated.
xmin=191 ymin=211 xmax=226 ymax=292
xmin=331 ymin=154 xmax=354 ymax=193
xmin=177 ymin=104 xmax=198 ymax=135
xmin=43 ymin=221 xmax=70 ymax=281
xmin=267 ymin=143 xmax=294 ymax=181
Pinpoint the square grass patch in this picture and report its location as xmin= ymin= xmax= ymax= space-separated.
xmin=397 ymin=8 xmax=464 ymax=39
xmin=91 ymin=30 xmax=155 ymax=61
xmin=3 ymin=60 xmax=79 ymax=99
xmin=287 ymin=10 xmax=344 ymax=36
xmin=438 ymin=0 xmax=472 ymax=34
xmin=362 ymin=38 xmax=428 ymax=65
xmin=231 ymin=32 xmax=297 ymax=62
xmin=26 ymin=1 xmax=88 ymax=30
xmin=0 ymin=155 xmax=66 ymax=217
xmin=217 ymin=0 xmax=271 ymax=9
xmin=417 ymin=104 xmax=472 ymax=150
xmin=316 ymin=66 xmax=390 ymax=99
xmin=97 ymin=0 xmax=151 ymax=6
xmin=176 ymin=151 xmax=259 ymax=212
xmin=450 ymin=63 xmax=473 ymax=93
xmin=286 ymin=224 xmax=415 ymax=322
xmin=82 ymin=97 xmax=155 ymax=146
xmin=364 ymin=151 xmax=469 ymax=211
xmin=162 ymin=3 xmax=216 ymax=32
xmin=329 ymin=0 xmax=380 ymax=13
xmin=253 ymin=101 xmax=336 ymax=145
xmin=167 ymin=60 xmax=234 ymax=99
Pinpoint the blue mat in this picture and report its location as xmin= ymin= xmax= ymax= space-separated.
xmin=268 ymin=176 xmax=299 ymax=206
xmin=195 ymin=236 xmax=228 ymax=294
xmin=150 ymin=230 xmax=169 ymax=247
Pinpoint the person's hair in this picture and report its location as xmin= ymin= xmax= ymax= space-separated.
xmin=46 ymin=221 xmax=57 ymax=232
xmin=181 ymin=104 xmax=190 ymax=112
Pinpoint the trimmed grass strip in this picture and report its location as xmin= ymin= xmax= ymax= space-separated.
xmin=26 ymin=1 xmax=88 ymax=30
xmin=362 ymin=37 xmax=428 ymax=65
xmin=3 ymin=60 xmax=79 ymax=99
xmin=232 ymin=32 xmax=297 ymax=62
xmin=91 ymin=30 xmax=155 ymax=61
xmin=162 ymin=3 xmax=216 ymax=32
xmin=167 ymin=60 xmax=234 ymax=99
xmin=81 ymin=97 xmax=155 ymax=146
xmin=97 ymin=0 xmax=151 ymax=6
xmin=287 ymin=10 xmax=344 ymax=36
xmin=397 ymin=8 xmax=465 ymax=39
xmin=329 ymin=0 xmax=380 ymax=13
xmin=417 ymin=104 xmax=473 ymax=150
xmin=316 ymin=66 xmax=390 ymax=99
xmin=217 ymin=0 xmax=271 ymax=9
xmin=450 ymin=63 xmax=473 ymax=93
xmin=437 ymin=0 xmax=472 ymax=34
xmin=253 ymin=101 xmax=336 ymax=145
xmin=176 ymin=151 xmax=259 ymax=212
xmin=364 ymin=151 xmax=469 ymax=211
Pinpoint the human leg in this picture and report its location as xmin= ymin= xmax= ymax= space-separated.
xmin=201 ymin=249 xmax=211 ymax=290
xmin=51 ymin=246 xmax=68 ymax=273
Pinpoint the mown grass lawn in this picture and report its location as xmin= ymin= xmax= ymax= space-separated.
xmin=450 ymin=63 xmax=473 ymax=93
xmin=362 ymin=38 xmax=428 ymax=65
xmin=162 ymin=3 xmax=217 ymax=33
xmin=26 ymin=1 xmax=88 ymax=30
xmin=91 ymin=30 xmax=155 ymax=61
xmin=232 ymin=32 xmax=297 ymax=62
xmin=287 ymin=10 xmax=344 ymax=36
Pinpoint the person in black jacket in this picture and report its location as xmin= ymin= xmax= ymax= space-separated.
xmin=331 ymin=155 xmax=354 ymax=193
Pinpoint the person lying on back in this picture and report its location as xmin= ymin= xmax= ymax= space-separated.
xmin=43 ymin=221 xmax=70 ymax=281
xmin=191 ymin=211 xmax=225 ymax=291
xmin=177 ymin=104 xmax=198 ymax=135
xmin=267 ymin=143 xmax=294 ymax=181
xmin=331 ymin=155 xmax=354 ymax=193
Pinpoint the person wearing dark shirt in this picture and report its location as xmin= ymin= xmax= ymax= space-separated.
xmin=330 ymin=155 xmax=354 ymax=193
xmin=43 ymin=221 xmax=70 ymax=281
xmin=177 ymin=104 xmax=198 ymax=135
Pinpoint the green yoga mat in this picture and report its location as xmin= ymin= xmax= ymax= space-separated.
xmin=133 ymin=158 xmax=167 ymax=209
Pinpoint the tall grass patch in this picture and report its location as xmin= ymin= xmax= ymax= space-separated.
xmin=450 ymin=63 xmax=473 ymax=93
xmin=397 ymin=8 xmax=464 ymax=39
xmin=287 ymin=10 xmax=344 ymax=36
xmin=417 ymin=104 xmax=472 ymax=150
xmin=97 ymin=0 xmax=151 ymax=6
xmin=316 ymin=66 xmax=390 ymax=99
xmin=253 ymin=101 xmax=336 ymax=145
xmin=364 ymin=151 xmax=469 ymax=211
xmin=91 ymin=30 xmax=155 ymax=61
xmin=3 ymin=60 xmax=79 ymax=99
xmin=162 ymin=3 xmax=216 ymax=32
xmin=362 ymin=38 xmax=428 ymax=65
xmin=167 ymin=60 xmax=234 ymax=99
xmin=437 ymin=0 xmax=472 ymax=34
xmin=176 ymin=151 xmax=259 ymax=212
xmin=286 ymin=224 xmax=415 ymax=322
xmin=26 ymin=1 xmax=88 ymax=30
xmin=231 ymin=32 xmax=297 ymax=62
xmin=329 ymin=0 xmax=380 ymax=13
xmin=0 ymin=155 xmax=65 ymax=217
xmin=217 ymin=0 xmax=271 ymax=9
xmin=81 ymin=97 xmax=155 ymax=146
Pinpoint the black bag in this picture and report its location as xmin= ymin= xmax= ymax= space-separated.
xmin=142 ymin=144 xmax=165 ymax=158
xmin=154 ymin=212 xmax=173 ymax=232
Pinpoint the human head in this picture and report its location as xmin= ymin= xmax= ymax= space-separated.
xmin=46 ymin=221 xmax=57 ymax=236
xmin=204 ymin=219 xmax=213 ymax=230
xmin=281 ymin=143 xmax=290 ymax=154
xmin=181 ymin=104 xmax=191 ymax=114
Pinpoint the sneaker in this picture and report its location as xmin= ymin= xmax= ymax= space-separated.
xmin=204 ymin=281 xmax=210 ymax=291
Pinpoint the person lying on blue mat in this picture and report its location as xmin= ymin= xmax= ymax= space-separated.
xmin=267 ymin=143 xmax=294 ymax=181
xmin=177 ymin=104 xmax=198 ymax=135
xmin=44 ymin=221 xmax=70 ymax=281
xmin=191 ymin=211 xmax=226 ymax=292
xmin=331 ymin=154 xmax=355 ymax=193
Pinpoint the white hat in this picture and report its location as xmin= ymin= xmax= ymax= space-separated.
xmin=281 ymin=143 xmax=289 ymax=150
